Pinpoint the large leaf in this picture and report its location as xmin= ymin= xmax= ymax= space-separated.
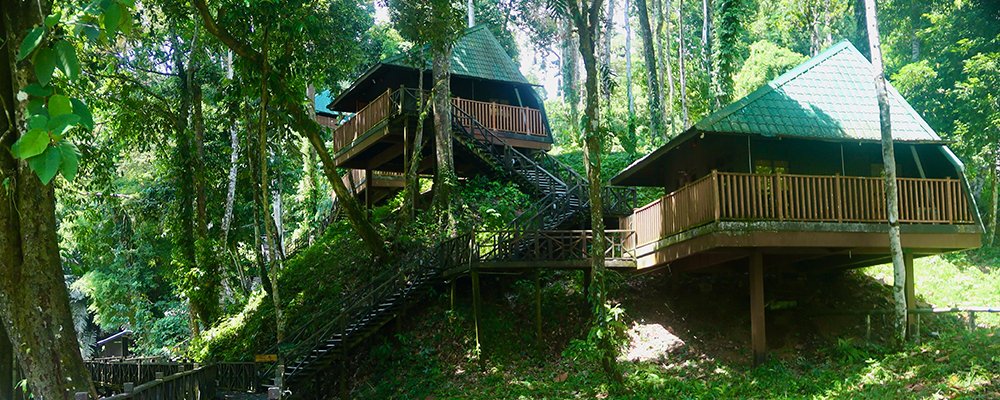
xmin=103 ymin=2 xmax=122 ymax=34
xmin=54 ymin=41 xmax=81 ymax=81
xmin=11 ymin=128 xmax=50 ymax=159
xmin=27 ymin=98 xmax=47 ymax=116
xmin=71 ymin=98 xmax=94 ymax=130
xmin=28 ymin=146 xmax=62 ymax=185
xmin=48 ymin=94 xmax=72 ymax=116
xmin=22 ymin=83 xmax=53 ymax=97
xmin=48 ymin=114 xmax=81 ymax=137
xmin=59 ymin=141 xmax=80 ymax=181
xmin=34 ymin=47 xmax=57 ymax=86
xmin=16 ymin=26 xmax=45 ymax=61
xmin=28 ymin=114 xmax=49 ymax=130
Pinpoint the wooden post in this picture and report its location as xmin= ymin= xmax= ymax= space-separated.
xmin=364 ymin=169 xmax=373 ymax=214
xmin=124 ymin=382 xmax=135 ymax=393
xmin=450 ymin=279 xmax=457 ymax=311
xmin=268 ymin=387 xmax=281 ymax=400
xmin=471 ymin=268 xmax=482 ymax=351
xmin=865 ymin=314 xmax=871 ymax=342
xmin=969 ymin=311 xmax=977 ymax=330
xmin=712 ymin=170 xmax=721 ymax=222
xmin=339 ymin=357 xmax=349 ymax=400
xmin=74 ymin=392 xmax=87 ymax=400
xmin=535 ymin=269 xmax=543 ymax=342
xmin=749 ymin=251 xmax=766 ymax=367
xmin=904 ymin=252 xmax=916 ymax=339
xmin=582 ymin=268 xmax=592 ymax=298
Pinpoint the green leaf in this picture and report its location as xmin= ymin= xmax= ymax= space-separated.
xmin=22 ymin=83 xmax=53 ymax=97
xmin=17 ymin=26 xmax=45 ymax=61
xmin=34 ymin=47 xmax=57 ymax=86
xmin=71 ymin=99 xmax=94 ymax=130
xmin=27 ymin=98 xmax=47 ymax=116
xmin=48 ymin=94 xmax=72 ymax=117
xmin=54 ymin=41 xmax=81 ymax=81
xmin=48 ymin=114 xmax=80 ymax=137
xmin=11 ymin=128 xmax=50 ymax=159
xmin=80 ymin=24 xmax=100 ymax=42
xmin=59 ymin=141 xmax=80 ymax=181
xmin=103 ymin=2 xmax=122 ymax=34
xmin=44 ymin=13 xmax=60 ymax=28
xmin=28 ymin=145 xmax=62 ymax=185
xmin=28 ymin=114 xmax=48 ymax=130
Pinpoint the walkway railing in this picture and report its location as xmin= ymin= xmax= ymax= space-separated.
xmin=87 ymin=360 xmax=258 ymax=398
xmin=474 ymin=230 xmax=636 ymax=263
xmin=332 ymin=89 xmax=394 ymax=152
xmin=97 ymin=364 xmax=216 ymax=400
xmin=625 ymin=171 xmax=976 ymax=248
xmin=452 ymin=97 xmax=546 ymax=137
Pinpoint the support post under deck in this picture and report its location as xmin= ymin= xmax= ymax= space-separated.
xmin=471 ymin=269 xmax=482 ymax=351
xmin=535 ymin=269 xmax=543 ymax=342
xmin=583 ymin=268 xmax=592 ymax=299
xmin=904 ymin=252 xmax=916 ymax=339
xmin=749 ymin=251 xmax=766 ymax=367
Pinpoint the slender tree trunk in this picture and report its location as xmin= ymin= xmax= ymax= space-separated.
xmin=865 ymin=0 xmax=907 ymax=345
xmin=701 ymin=0 xmax=719 ymax=110
xmin=405 ymin=66 xmax=429 ymax=221
xmin=256 ymin=41 xmax=287 ymax=384
xmin=193 ymin=0 xmax=388 ymax=260
xmin=677 ymin=0 xmax=690 ymax=127
xmin=1 ymin=325 xmax=11 ymax=399
xmin=909 ymin=0 xmax=920 ymax=61
xmin=602 ymin=0 xmax=616 ymax=106
xmin=190 ymin=70 xmax=219 ymax=325
xmin=561 ymin=19 xmax=581 ymax=141
xmin=0 ymin=3 xmax=96 ymax=397
xmin=431 ymin=46 xmax=458 ymax=235
xmin=991 ymin=150 xmax=999 ymax=246
xmin=636 ymin=0 xmax=664 ymax=140
xmin=221 ymin=122 xmax=239 ymax=244
xmin=625 ymin=0 xmax=636 ymax=139
xmin=655 ymin=0 xmax=673 ymax=136
xmin=170 ymin=33 xmax=200 ymax=339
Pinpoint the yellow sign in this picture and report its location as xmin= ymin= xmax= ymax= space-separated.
xmin=255 ymin=354 xmax=278 ymax=362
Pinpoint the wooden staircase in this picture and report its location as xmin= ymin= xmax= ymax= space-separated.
xmin=280 ymin=107 xmax=635 ymax=396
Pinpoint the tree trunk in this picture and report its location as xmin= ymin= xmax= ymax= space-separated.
xmin=656 ymin=0 xmax=675 ymax=136
xmin=625 ymin=0 xmax=636 ymax=139
xmin=221 ymin=122 xmax=239 ymax=245
xmin=566 ymin=0 xmax=621 ymax=382
xmin=701 ymin=0 xmax=719 ymax=110
xmin=601 ymin=0 xmax=616 ymax=106
xmin=193 ymin=0 xmax=388 ymax=260
xmin=865 ymin=0 xmax=907 ymax=345
xmin=991 ymin=150 xmax=999 ymax=246
xmin=561 ymin=19 xmax=581 ymax=142
xmin=0 ymin=4 xmax=96 ymax=397
xmin=636 ymin=0 xmax=664 ymax=140
xmin=1 ymin=325 xmax=11 ymax=399
xmin=909 ymin=0 xmax=920 ymax=61
xmin=431 ymin=46 xmax=458 ymax=235
xmin=190 ymin=71 xmax=219 ymax=326
xmin=405 ymin=65 xmax=429 ymax=222
xmin=677 ymin=0 xmax=690 ymax=127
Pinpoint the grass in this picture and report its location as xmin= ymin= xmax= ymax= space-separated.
xmin=351 ymin=255 xmax=1000 ymax=399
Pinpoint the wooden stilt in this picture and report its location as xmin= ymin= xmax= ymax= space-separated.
xmin=471 ymin=269 xmax=482 ymax=351
xmin=339 ymin=356 xmax=349 ymax=400
xmin=364 ymin=169 xmax=373 ymax=214
xmin=535 ymin=269 xmax=543 ymax=342
xmin=450 ymin=279 xmax=457 ymax=311
xmin=749 ymin=251 xmax=766 ymax=367
xmin=582 ymin=268 xmax=592 ymax=299
xmin=904 ymin=252 xmax=916 ymax=340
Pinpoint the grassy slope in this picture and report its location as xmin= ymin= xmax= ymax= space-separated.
xmin=352 ymin=256 xmax=999 ymax=399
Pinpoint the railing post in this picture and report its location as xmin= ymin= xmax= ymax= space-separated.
xmin=775 ymin=172 xmax=784 ymax=221
xmin=946 ymin=178 xmax=955 ymax=223
xmin=835 ymin=174 xmax=843 ymax=222
xmin=712 ymin=170 xmax=721 ymax=222
xmin=75 ymin=392 xmax=88 ymax=400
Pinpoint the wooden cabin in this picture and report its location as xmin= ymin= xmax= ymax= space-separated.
xmin=612 ymin=41 xmax=983 ymax=364
xmin=315 ymin=25 xmax=553 ymax=206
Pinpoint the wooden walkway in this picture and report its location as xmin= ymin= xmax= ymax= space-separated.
xmin=85 ymin=360 xmax=259 ymax=399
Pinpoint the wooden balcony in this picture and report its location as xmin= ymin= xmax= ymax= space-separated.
xmin=329 ymin=88 xmax=549 ymax=166
xmin=621 ymin=171 xmax=980 ymax=271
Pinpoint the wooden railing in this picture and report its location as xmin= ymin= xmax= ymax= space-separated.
xmin=87 ymin=361 xmax=193 ymax=390
xmin=332 ymin=88 xmax=394 ymax=152
xmin=452 ymin=97 xmax=546 ymax=137
xmin=475 ymin=230 xmax=636 ymax=262
xmin=330 ymin=89 xmax=547 ymax=155
xmin=627 ymin=171 xmax=975 ymax=248
xmin=98 ymin=365 xmax=217 ymax=400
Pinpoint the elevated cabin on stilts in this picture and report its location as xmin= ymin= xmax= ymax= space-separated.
xmin=314 ymin=25 xmax=554 ymax=210
xmin=611 ymin=41 xmax=984 ymax=365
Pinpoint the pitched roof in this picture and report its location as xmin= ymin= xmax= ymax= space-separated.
xmin=383 ymin=25 xmax=529 ymax=85
xmin=694 ymin=40 xmax=942 ymax=142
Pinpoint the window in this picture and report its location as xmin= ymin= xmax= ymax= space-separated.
xmin=754 ymin=160 xmax=789 ymax=174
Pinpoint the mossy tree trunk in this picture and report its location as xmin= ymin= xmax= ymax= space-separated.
xmin=635 ymin=0 xmax=664 ymax=140
xmin=431 ymin=46 xmax=458 ymax=234
xmin=0 ymin=2 xmax=96 ymax=397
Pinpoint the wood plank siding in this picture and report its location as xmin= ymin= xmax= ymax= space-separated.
xmin=452 ymin=97 xmax=546 ymax=137
xmin=624 ymin=171 xmax=975 ymax=249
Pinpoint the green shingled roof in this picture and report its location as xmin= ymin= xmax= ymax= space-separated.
xmin=383 ymin=25 xmax=529 ymax=85
xmin=695 ymin=41 xmax=942 ymax=142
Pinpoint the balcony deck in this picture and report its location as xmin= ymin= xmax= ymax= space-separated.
xmin=620 ymin=171 xmax=981 ymax=273
xmin=328 ymin=88 xmax=550 ymax=168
